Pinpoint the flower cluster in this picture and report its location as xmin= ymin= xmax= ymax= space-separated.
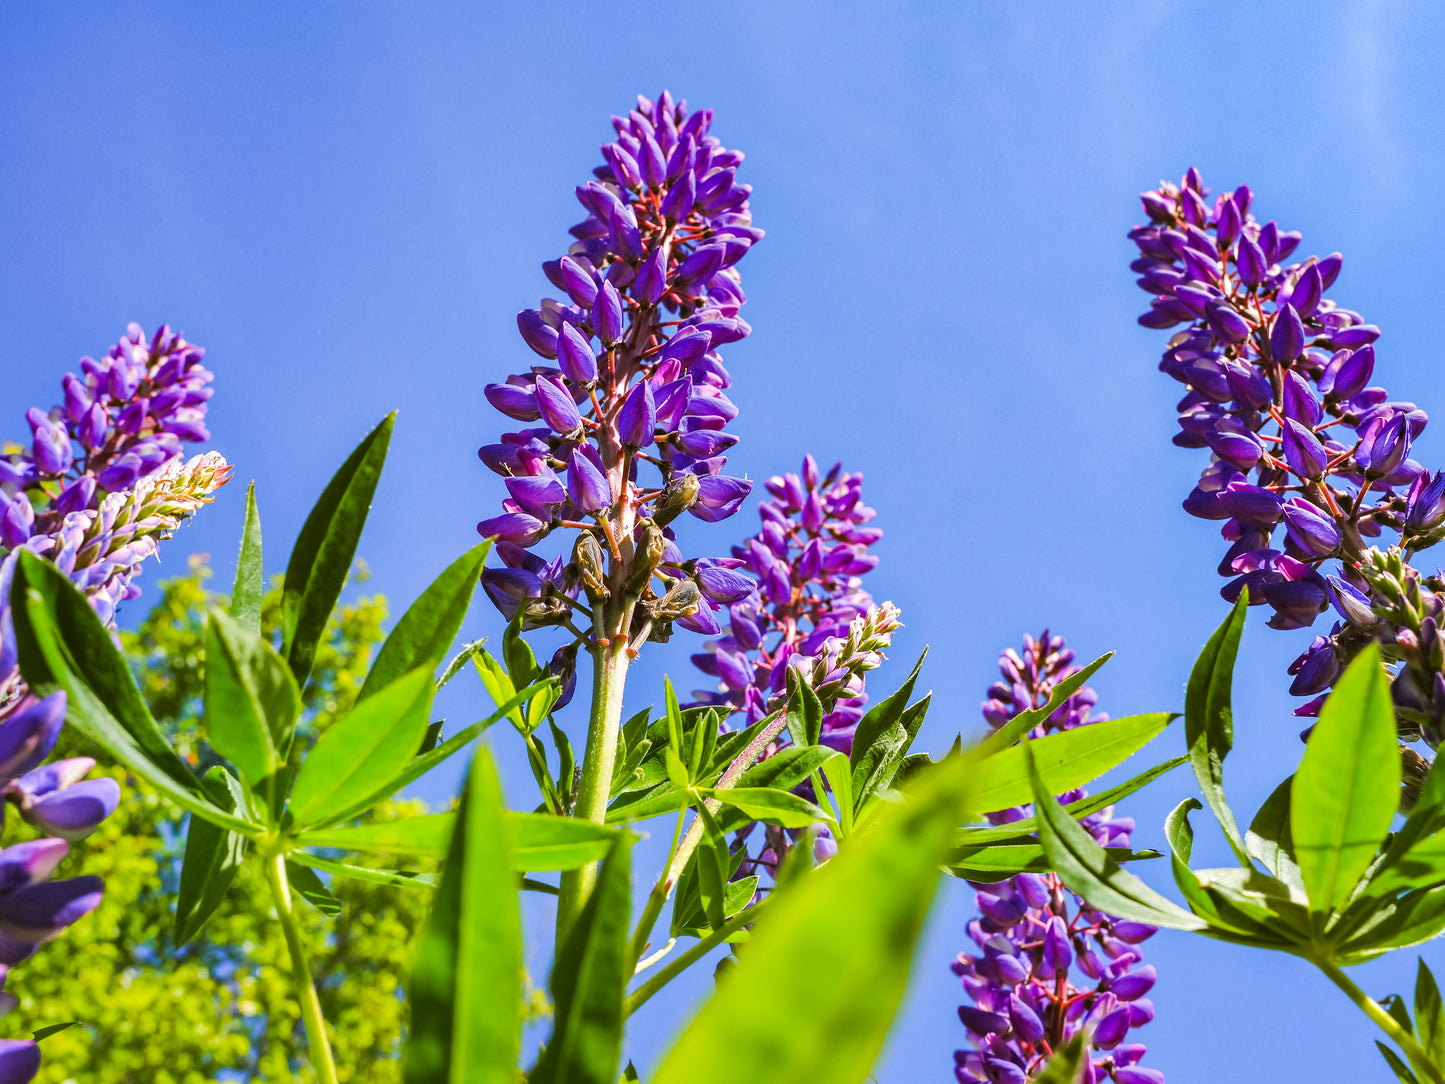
xmin=690 ymin=455 xmax=881 ymax=751
xmin=955 ymin=633 xmax=1162 ymax=1084
xmin=478 ymin=91 xmax=760 ymax=644
xmin=1130 ymin=171 xmax=1445 ymax=743
xmin=0 ymin=325 xmax=224 ymax=1081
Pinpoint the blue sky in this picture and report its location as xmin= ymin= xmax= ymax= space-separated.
xmin=5 ymin=2 xmax=1445 ymax=1080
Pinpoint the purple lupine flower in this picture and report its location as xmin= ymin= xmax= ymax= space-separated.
xmin=478 ymin=92 xmax=760 ymax=642
xmin=1130 ymin=170 xmax=1445 ymax=752
xmin=954 ymin=633 xmax=1162 ymax=1084
xmin=690 ymin=455 xmax=882 ymax=753
xmin=0 ymin=327 xmax=226 ymax=1078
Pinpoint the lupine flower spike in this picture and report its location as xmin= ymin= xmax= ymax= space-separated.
xmin=478 ymin=91 xmax=761 ymax=659
xmin=1130 ymin=170 xmax=1445 ymax=783
xmin=0 ymin=324 xmax=225 ymax=1080
xmin=954 ymin=633 xmax=1162 ymax=1084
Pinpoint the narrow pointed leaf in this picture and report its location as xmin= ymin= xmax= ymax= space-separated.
xmin=1418 ymin=960 xmax=1445 ymax=1067
xmin=1246 ymin=776 xmax=1303 ymax=889
xmin=299 ymin=813 xmax=456 ymax=858
xmin=13 ymin=581 xmax=256 ymax=834
xmin=967 ymin=713 xmax=1175 ymax=815
xmin=288 ymin=666 xmax=435 ymax=828
xmin=1185 ymin=594 xmax=1250 ymax=864
xmin=290 ymin=851 xmax=437 ymax=890
xmin=174 ymin=767 xmax=249 ymax=945
xmin=851 ymin=694 xmax=931 ymax=814
xmin=650 ymin=754 xmax=975 ymax=1084
xmin=282 ymin=413 xmax=394 ymax=688
xmin=230 ymin=481 xmax=264 ymax=633
xmin=403 ymin=748 xmax=520 ymax=1084
xmin=360 ymin=541 xmax=490 ymax=701
xmin=532 ymin=836 xmax=632 ymax=1084
xmin=11 ymin=550 xmax=197 ymax=788
xmin=205 ymin=609 xmax=297 ymax=788
xmin=706 ymin=787 xmax=827 ymax=829
xmin=1027 ymin=745 xmax=1202 ymax=930
xmin=286 ymin=860 xmax=343 ymax=917
xmin=1291 ymin=644 xmax=1399 ymax=914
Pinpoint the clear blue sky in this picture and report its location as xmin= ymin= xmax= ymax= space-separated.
xmin=5 ymin=2 xmax=1445 ymax=1080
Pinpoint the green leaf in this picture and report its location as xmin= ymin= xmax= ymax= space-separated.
xmin=955 ymin=756 xmax=1188 ymax=846
xmin=1033 ymin=1033 xmax=1087 ymax=1084
xmin=282 ymin=412 xmax=394 ymax=688
xmin=1246 ymin=775 xmax=1303 ymax=889
xmin=650 ymin=754 xmax=976 ymax=1084
xmin=510 ymin=814 xmax=620 ymax=872
xmin=299 ymin=813 xmax=456 ymax=858
xmin=31 ymin=1022 xmax=78 ymax=1043
xmin=229 ymin=481 xmax=264 ymax=633
xmin=288 ymin=666 xmax=435 ymax=828
xmin=976 ymin=652 xmax=1112 ymax=756
xmin=289 ymin=851 xmax=437 ymax=890
xmin=706 ymin=787 xmax=827 ymax=829
xmin=849 ymin=649 xmax=927 ymax=791
xmin=785 ymin=671 xmax=824 ymax=747
xmin=1291 ymin=644 xmax=1400 ymax=914
xmin=503 ymin=611 xmax=539 ymax=689
xmin=1027 ymin=745 xmax=1202 ymax=930
xmin=670 ymin=875 xmax=758 ymax=939
xmin=286 ymin=860 xmax=343 ymax=917
xmin=664 ymin=678 xmax=685 ymax=755
xmin=1418 ymin=959 xmax=1445 ymax=1067
xmin=11 ymin=550 xmax=197 ymax=788
xmin=205 ymin=609 xmax=299 ymax=796
xmin=532 ymin=836 xmax=632 ymax=1084
xmin=403 ymin=748 xmax=521 ymax=1084
xmin=966 ymin=713 xmax=1175 ymax=815
xmin=851 ymin=695 xmax=931 ymax=815
xmin=13 ymin=576 xmax=258 ymax=835
xmin=694 ymin=802 xmax=731 ymax=930
xmin=1185 ymin=594 xmax=1251 ymax=864
xmin=1378 ymin=1041 xmax=1422 ymax=1084
xmin=474 ymin=649 xmax=524 ymax=730
xmin=947 ymin=843 xmax=1159 ymax=881
xmin=361 ymin=542 xmax=490 ymax=701
xmin=174 ymin=767 xmax=249 ymax=945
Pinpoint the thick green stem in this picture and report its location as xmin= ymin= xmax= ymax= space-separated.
xmin=556 ymin=635 xmax=632 ymax=942
xmin=1318 ymin=959 xmax=1445 ymax=1084
xmin=264 ymin=852 xmax=339 ymax=1084
xmin=625 ymin=898 xmax=766 ymax=1017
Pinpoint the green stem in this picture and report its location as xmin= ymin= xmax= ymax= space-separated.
xmin=264 ymin=852 xmax=340 ymax=1084
xmin=627 ymin=807 xmax=689 ymax=972
xmin=1318 ymin=959 xmax=1445 ymax=1084
xmin=556 ymin=635 xmax=632 ymax=942
xmin=625 ymin=898 xmax=767 ymax=1017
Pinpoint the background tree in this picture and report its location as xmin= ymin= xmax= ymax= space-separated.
xmin=6 ymin=556 xmax=436 ymax=1083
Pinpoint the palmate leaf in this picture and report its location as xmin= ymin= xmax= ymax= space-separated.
xmin=403 ymin=748 xmax=521 ymax=1084
xmin=281 ymin=412 xmax=394 ymax=689
xmin=650 ymin=754 xmax=978 ymax=1084
xmin=1291 ymin=644 xmax=1400 ymax=915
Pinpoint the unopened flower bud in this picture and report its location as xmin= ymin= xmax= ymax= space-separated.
xmin=626 ymin=525 xmax=668 ymax=595
xmin=650 ymin=578 xmax=701 ymax=620
xmin=572 ymin=532 xmax=608 ymax=601
xmin=653 ymin=471 xmax=700 ymax=526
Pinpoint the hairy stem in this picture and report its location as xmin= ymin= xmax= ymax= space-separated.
xmin=264 ymin=852 xmax=339 ymax=1084
xmin=1318 ymin=959 xmax=1444 ymax=1084
xmin=556 ymin=634 xmax=633 ymax=942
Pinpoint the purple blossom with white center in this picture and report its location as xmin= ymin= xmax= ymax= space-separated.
xmin=1130 ymin=169 xmax=1445 ymax=754
xmin=478 ymin=91 xmax=760 ymax=644
xmin=690 ymin=455 xmax=881 ymax=754
xmin=955 ymin=633 xmax=1162 ymax=1084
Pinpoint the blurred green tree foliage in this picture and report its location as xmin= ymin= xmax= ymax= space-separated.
xmin=10 ymin=556 xmax=434 ymax=1083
